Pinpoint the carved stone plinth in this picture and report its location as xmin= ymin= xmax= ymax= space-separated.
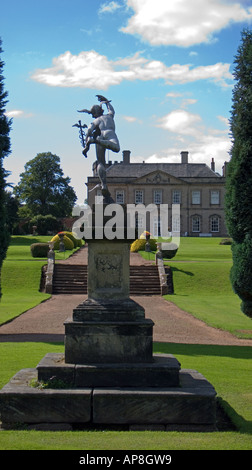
xmin=87 ymin=239 xmax=130 ymax=301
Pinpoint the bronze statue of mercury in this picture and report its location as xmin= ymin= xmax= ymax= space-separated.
xmin=78 ymin=95 xmax=120 ymax=202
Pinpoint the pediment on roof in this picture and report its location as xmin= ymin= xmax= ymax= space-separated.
xmin=133 ymin=170 xmax=182 ymax=185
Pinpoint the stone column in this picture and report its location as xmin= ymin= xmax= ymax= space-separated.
xmin=64 ymin=205 xmax=154 ymax=365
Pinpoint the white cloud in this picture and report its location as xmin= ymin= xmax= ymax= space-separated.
xmin=31 ymin=50 xmax=123 ymax=89
xmin=5 ymin=109 xmax=33 ymax=118
xmin=185 ymin=133 xmax=231 ymax=170
xmin=122 ymin=0 xmax=252 ymax=47
xmin=166 ymin=92 xmax=183 ymax=98
xmin=152 ymin=106 xmax=231 ymax=172
xmin=99 ymin=1 xmax=122 ymax=14
xmin=181 ymin=98 xmax=197 ymax=108
xmin=31 ymin=50 xmax=233 ymax=89
xmin=217 ymin=115 xmax=229 ymax=127
xmin=157 ymin=109 xmax=202 ymax=136
xmin=123 ymin=115 xmax=142 ymax=123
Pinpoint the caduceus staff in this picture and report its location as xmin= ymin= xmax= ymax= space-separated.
xmin=72 ymin=120 xmax=88 ymax=157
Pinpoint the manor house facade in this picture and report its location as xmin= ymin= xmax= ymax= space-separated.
xmin=86 ymin=150 xmax=228 ymax=238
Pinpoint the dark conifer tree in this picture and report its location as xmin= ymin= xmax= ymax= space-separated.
xmin=225 ymin=29 xmax=252 ymax=318
xmin=0 ymin=39 xmax=11 ymax=298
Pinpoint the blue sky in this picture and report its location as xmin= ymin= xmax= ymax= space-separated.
xmin=1 ymin=0 xmax=252 ymax=203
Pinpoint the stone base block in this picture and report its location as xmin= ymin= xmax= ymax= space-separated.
xmin=0 ymin=369 xmax=91 ymax=425
xmin=37 ymin=353 xmax=181 ymax=387
xmin=64 ymin=319 xmax=154 ymax=364
xmin=93 ymin=370 xmax=216 ymax=426
xmin=0 ymin=368 xmax=216 ymax=429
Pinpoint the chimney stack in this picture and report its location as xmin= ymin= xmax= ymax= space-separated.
xmin=123 ymin=150 xmax=131 ymax=165
xmin=181 ymin=151 xmax=189 ymax=164
xmin=222 ymin=161 xmax=228 ymax=177
xmin=211 ymin=157 xmax=215 ymax=172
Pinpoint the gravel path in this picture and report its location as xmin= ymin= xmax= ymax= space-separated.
xmin=0 ymin=246 xmax=251 ymax=346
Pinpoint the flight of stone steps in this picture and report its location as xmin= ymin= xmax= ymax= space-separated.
xmin=51 ymin=264 xmax=161 ymax=295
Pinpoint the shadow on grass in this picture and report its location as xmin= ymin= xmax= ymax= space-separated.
xmin=0 ymin=334 xmax=64 ymax=343
xmin=154 ymin=342 xmax=252 ymax=360
xmin=170 ymin=266 xmax=194 ymax=277
xmin=10 ymin=236 xmax=42 ymax=246
xmin=218 ymin=398 xmax=252 ymax=434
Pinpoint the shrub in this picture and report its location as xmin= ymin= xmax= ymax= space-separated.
xmin=160 ymin=242 xmax=178 ymax=259
xmin=230 ymin=235 xmax=252 ymax=319
xmin=30 ymin=243 xmax=50 ymax=258
xmin=30 ymin=215 xmax=61 ymax=235
xmin=50 ymin=234 xmax=74 ymax=250
xmin=130 ymin=238 xmax=157 ymax=252
xmin=59 ymin=231 xmax=83 ymax=248
xmin=139 ymin=231 xmax=151 ymax=239
xmin=219 ymin=238 xmax=232 ymax=245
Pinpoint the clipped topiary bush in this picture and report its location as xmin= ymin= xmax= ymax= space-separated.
xmin=160 ymin=242 xmax=178 ymax=259
xmin=50 ymin=234 xmax=74 ymax=251
xmin=30 ymin=243 xmax=50 ymax=258
xmin=130 ymin=238 xmax=157 ymax=252
xmin=59 ymin=231 xmax=83 ymax=248
xmin=139 ymin=231 xmax=151 ymax=239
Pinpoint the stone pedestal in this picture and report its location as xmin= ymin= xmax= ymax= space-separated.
xmin=64 ymin=239 xmax=154 ymax=365
xmin=87 ymin=239 xmax=130 ymax=301
xmin=0 ymin=203 xmax=217 ymax=430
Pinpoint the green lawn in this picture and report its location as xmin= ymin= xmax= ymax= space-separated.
xmin=0 ymin=236 xmax=79 ymax=325
xmin=0 ymin=341 xmax=251 ymax=450
xmin=0 ymin=236 xmax=251 ymax=450
xmin=141 ymin=237 xmax=252 ymax=340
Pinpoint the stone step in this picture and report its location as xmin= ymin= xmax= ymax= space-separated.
xmin=51 ymin=264 xmax=161 ymax=295
xmin=37 ymin=353 xmax=180 ymax=387
xmin=0 ymin=366 xmax=217 ymax=430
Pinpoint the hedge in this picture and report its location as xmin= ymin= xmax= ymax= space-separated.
xmin=30 ymin=243 xmax=50 ymax=258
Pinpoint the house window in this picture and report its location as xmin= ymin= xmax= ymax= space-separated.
xmin=172 ymin=216 xmax=180 ymax=233
xmin=154 ymin=189 xmax=162 ymax=204
xmin=153 ymin=217 xmax=161 ymax=237
xmin=211 ymin=190 xmax=220 ymax=205
xmin=192 ymin=216 xmax=200 ymax=232
xmin=192 ymin=191 xmax=201 ymax=204
xmin=210 ymin=216 xmax=220 ymax=232
xmin=136 ymin=213 xmax=145 ymax=230
xmin=173 ymin=190 xmax=181 ymax=204
xmin=135 ymin=190 xmax=144 ymax=204
xmin=116 ymin=190 xmax=124 ymax=204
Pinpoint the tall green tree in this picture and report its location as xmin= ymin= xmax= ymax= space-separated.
xmin=0 ymin=38 xmax=11 ymax=298
xmin=225 ymin=29 xmax=252 ymax=318
xmin=15 ymin=152 xmax=77 ymax=218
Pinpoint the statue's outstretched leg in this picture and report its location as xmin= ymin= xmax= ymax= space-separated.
xmin=96 ymin=145 xmax=114 ymax=203
xmin=97 ymin=162 xmax=107 ymax=191
xmin=96 ymin=136 xmax=120 ymax=153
